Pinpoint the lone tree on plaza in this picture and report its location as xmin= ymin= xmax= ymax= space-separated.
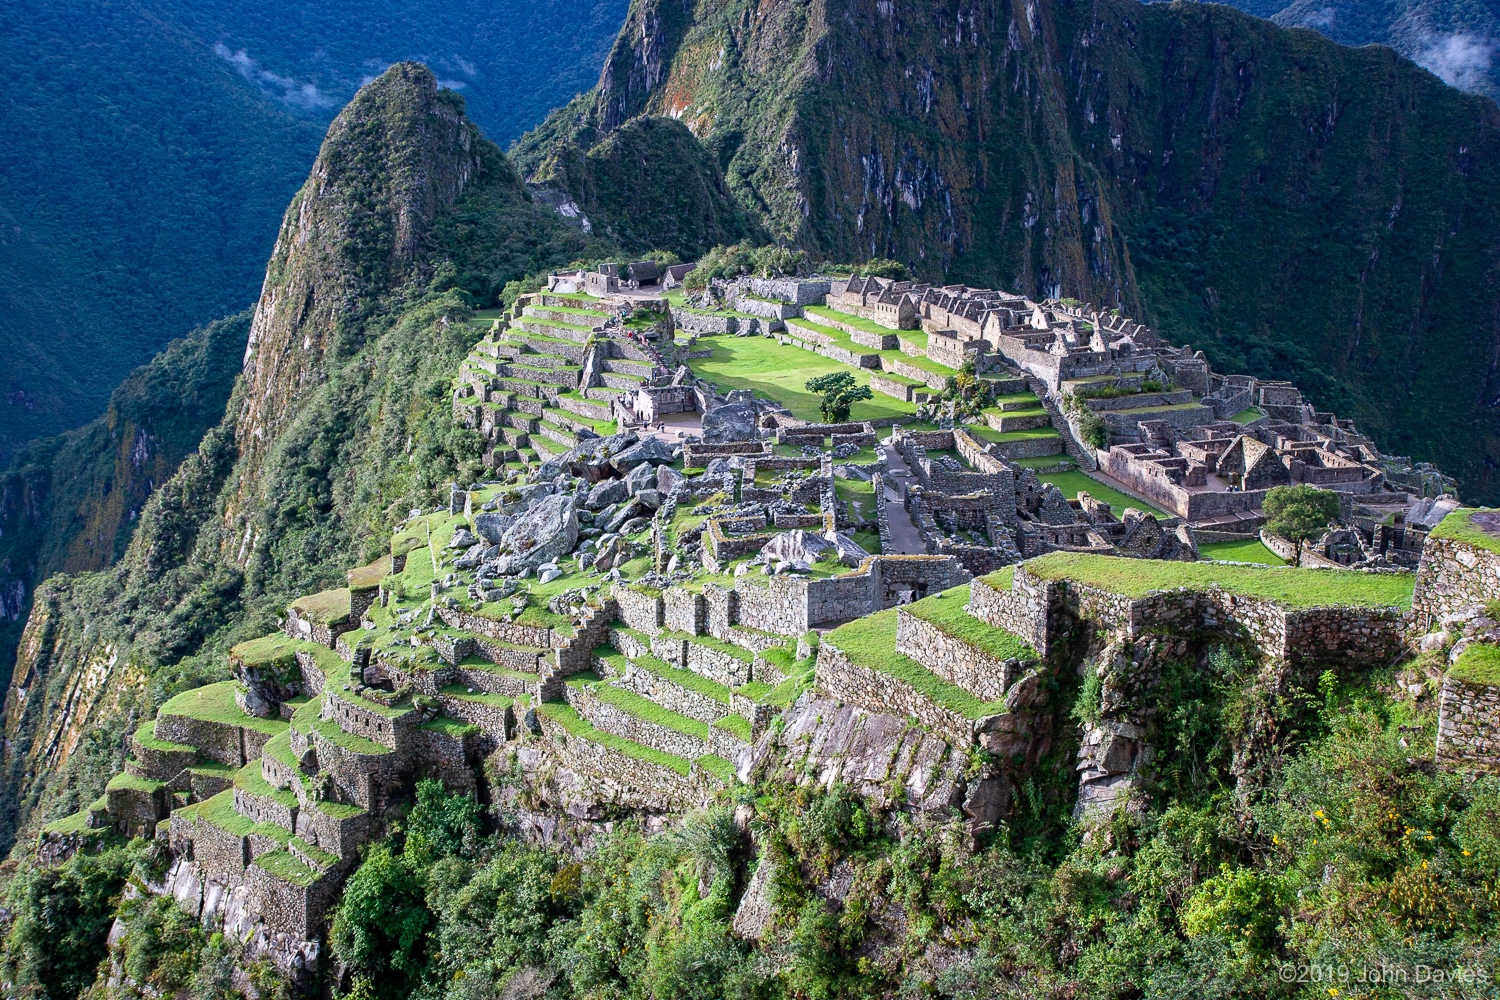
xmin=1262 ymin=484 xmax=1342 ymax=561
xmin=805 ymin=371 xmax=872 ymax=423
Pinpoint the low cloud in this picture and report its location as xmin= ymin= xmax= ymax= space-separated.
xmin=214 ymin=43 xmax=340 ymax=111
xmin=1295 ymin=7 xmax=1337 ymax=30
xmin=1412 ymin=32 xmax=1495 ymax=92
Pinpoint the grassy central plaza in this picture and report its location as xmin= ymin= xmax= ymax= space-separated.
xmin=686 ymin=334 xmax=917 ymax=423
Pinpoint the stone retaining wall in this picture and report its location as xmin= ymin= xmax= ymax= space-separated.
xmin=246 ymin=864 xmax=341 ymax=941
xmin=536 ymin=713 xmax=708 ymax=810
xmin=615 ymin=586 xmax=664 ymax=632
xmin=154 ymin=715 xmax=259 ymax=768
xmin=566 ymin=685 xmax=710 ymax=759
xmin=686 ymin=641 xmax=755 ymax=687
xmin=1413 ymin=535 xmax=1500 ymax=629
xmin=295 ymin=805 xmax=369 ymax=861
xmin=438 ymin=607 xmax=556 ymax=649
xmin=664 ymin=588 xmax=706 ymax=634
xmin=894 ymin=609 xmax=1031 ymax=703
xmin=617 ymin=665 xmax=728 ymax=723
xmin=1437 ymin=675 xmax=1500 ymax=771
xmin=815 ymin=640 xmax=978 ymax=746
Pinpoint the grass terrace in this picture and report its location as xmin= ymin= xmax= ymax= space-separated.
xmin=188 ymin=790 xmax=254 ymax=837
xmin=230 ymin=632 xmax=303 ymax=672
xmin=824 ymin=610 xmax=1008 ymax=720
xmin=686 ymin=335 xmax=916 ymax=423
xmin=159 ymin=681 xmax=287 ymax=736
xmin=291 ymin=587 xmax=352 ymax=625
xmin=1019 ymin=552 xmax=1415 ymax=609
xmin=569 ymin=677 xmax=711 ymax=740
xmin=902 ymin=585 xmax=1035 ymax=661
xmin=1429 ymin=508 xmax=1500 ymax=556
xmin=234 ymin=762 xmax=299 ymax=810
xmin=964 ymin=424 xmax=1064 ymax=445
xmin=1198 ymin=538 xmax=1287 ymax=565
xmin=623 ymin=651 xmax=733 ymax=704
xmin=420 ymin=716 xmax=483 ymax=738
xmin=538 ymin=701 xmax=692 ymax=776
xmin=134 ymin=719 xmax=195 ymax=754
xmin=1230 ymin=407 xmax=1267 ymax=424
xmin=1037 ymin=470 xmax=1170 ymax=519
xmin=253 ymin=850 xmax=320 ymax=887
xmin=1450 ymin=643 xmax=1500 ymax=687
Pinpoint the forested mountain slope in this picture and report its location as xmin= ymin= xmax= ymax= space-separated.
xmin=519 ymin=0 xmax=1500 ymax=501
xmin=1202 ymin=0 xmax=1500 ymax=103
xmin=0 ymin=0 xmax=626 ymax=467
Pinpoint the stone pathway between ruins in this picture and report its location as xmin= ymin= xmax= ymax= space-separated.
xmin=878 ymin=442 xmax=928 ymax=554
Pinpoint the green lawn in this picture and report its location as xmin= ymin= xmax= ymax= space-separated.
xmin=1020 ymin=552 xmax=1415 ymax=609
xmin=158 ymin=681 xmax=287 ymax=735
xmin=1198 ymin=538 xmax=1286 ymax=565
xmin=1429 ymin=508 xmax=1500 ymax=556
xmin=686 ymin=336 xmax=917 ymax=423
xmin=1230 ymin=407 xmax=1266 ymax=424
xmin=1038 ymin=471 xmax=1169 ymax=518
xmin=1450 ymin=643 xmax=1500 ymax=687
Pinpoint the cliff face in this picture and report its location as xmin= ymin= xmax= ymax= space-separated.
xmin=521 ymin=0 xmax=1500 ymax=500
xmin=0 ymin=314 xmax=248 ymax=698
xmin=0 ymin=63 xmax=603 ymax=852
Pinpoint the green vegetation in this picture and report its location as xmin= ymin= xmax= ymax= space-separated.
xmin=420 ymin=716 xmax=483 ymax=738
xmin=573 ymin=679 xmax=710 ymax=740
xmin=823 ymin=610 xmax=1007 ymax=720
xmin=626 ymin=652 xmax=732 ymax=704
xmin=1023 ymin=552 xmax=1415 ymax=608
xmin=1037 ymin=470 xmax=1170 ymax=518
xmin=804 ymin=371 xmax=873 ymax=423
xmin=686 ymin=335 xmax=916 ymax=423
xmin=132 ymin=719 xmax=195 ymax=754
xmin=1262 ymin=484 xmax=1342 ymax=558
xmin=253 ymin=850 xmax=321 ymax=888
xmin=1198 ymin=538 xmax=1287 ymax=565
xmin=1229 ymin=406 xmax=1265 ymax=424
xmin=1429 ymin=507 xmax=1500 ymax=556
xmin=290 ymin=587 xmax=353 ymax=625
xmin=158 ymin=681 xmax=289 ymax=736
xmin=1450 ymin=643 xmax=1500 ymax=687
xmin=902 ymin=585 xmax=1034 ymax=661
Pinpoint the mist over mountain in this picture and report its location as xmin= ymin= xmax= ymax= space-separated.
xmin=1201 ymin=0 xmax=1500 ymax=102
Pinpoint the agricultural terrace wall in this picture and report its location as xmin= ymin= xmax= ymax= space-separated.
xmin=309 ymin=729 xmax=408 ymax=812
xmin=417 ymin=726 xmax=479 ymax=792
xmin=555 ymin=600 xmax=620 ymax=675
xmin=433 ymin=694 xmax=512 ymax=742
xmin=295 ymin=805 xmax=370 ymax=861
xmin=704 ymin=584 xmax=737 ymax=639
xmin=969 ymin=564 xmax=1406 ymax=667
xmin=153 ymin=716 xmax=263 ymax=768
xmin=1412 ymin=536 xmax=1500 ymax=629
xmin=969 ymin=572 xmax=1052 ymax=656
xmin=664 ymin=589 xmax=706 ymax=635
xmin=437 ymin=607 xmax=558 ymax=649
xmin=615 ymin=586 xmax=664 ymax=632
xmin=815 ymin=641 xmax=981 ymax=746
xmin=535 ymin=712 xmax=711 ymax=811
xmin=172 ymin=811 xmax=247 ymax=882
xmin=1437 ymin=676 xmax=1500 ymax=772
xmin=894 ymin=610 xmax=1033 ymax=704
xmin=247 ymin=864 xmax=341 ymax=941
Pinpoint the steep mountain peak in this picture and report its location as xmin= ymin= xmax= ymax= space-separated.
xmin=236 ymin=63 xmax=489 ymax=473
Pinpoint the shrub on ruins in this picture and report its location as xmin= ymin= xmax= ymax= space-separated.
xmin=404 ymin=778 xmax=484 ymax=865
xmin=1078 ymin=410 xmax=1110 ymax=450
xmin=1262 ymin=485 xmax=1341 ymax=557
xmin=804 ymin=372 xmax=873 ymax=423
xmin=330 ymin=842 xmax=433 ymax=983
xmin=683 ymin=243 xmax=810 ymax=290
